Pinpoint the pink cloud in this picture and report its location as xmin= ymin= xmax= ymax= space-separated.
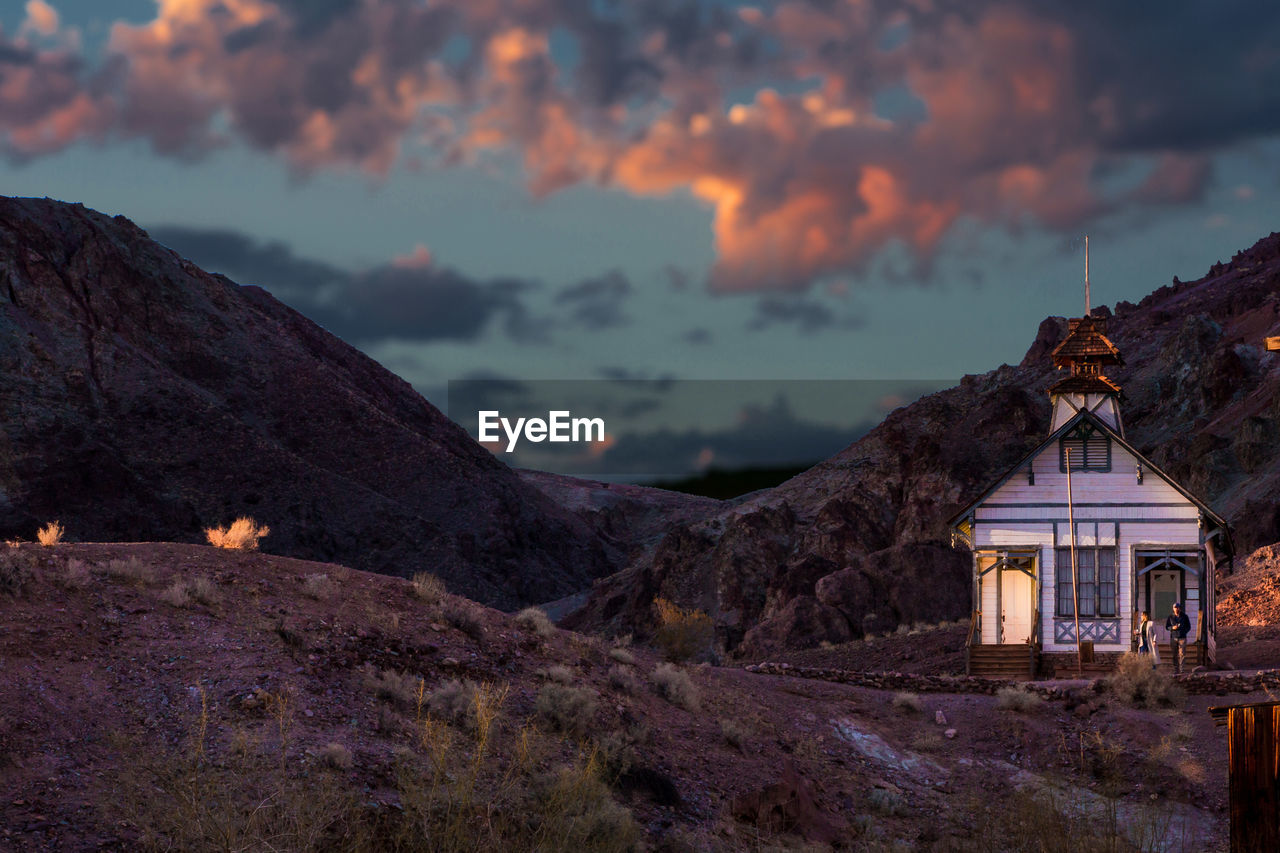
xmin=0 ymin=1 xmax=1251 ymax=290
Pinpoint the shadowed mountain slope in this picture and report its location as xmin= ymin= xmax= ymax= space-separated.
xmin=0 ymin=196 xmax=611 ymax=608
xmin=567 ymin=230 xmax=1280 ymax=655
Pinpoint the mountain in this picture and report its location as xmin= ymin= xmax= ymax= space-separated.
xmin=565 ymin=230 xmax=1280 ymax=655
xmin=0 ymin=196 xmax=612 ymax=608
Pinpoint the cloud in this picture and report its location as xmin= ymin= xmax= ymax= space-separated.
xmin=749 ymin=296 xmax=864 ymax=334
xmin=5 ymin=1 xmax=1280 ymax=289
xmin=151 ymin=225 xmax=540 ymax=344
xmin=555 ymin=269 xmax=632 ymax=329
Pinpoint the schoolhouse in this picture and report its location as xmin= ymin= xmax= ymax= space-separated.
xmin=948 ymin=314 xmax=1233 ymax=677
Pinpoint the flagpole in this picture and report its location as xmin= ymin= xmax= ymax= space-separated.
xmin=1066 ymin=446 xmax=1082 ymax=674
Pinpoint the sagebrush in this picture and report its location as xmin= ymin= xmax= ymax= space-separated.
xmin=205 ymin=517 xmax=270 ymax=550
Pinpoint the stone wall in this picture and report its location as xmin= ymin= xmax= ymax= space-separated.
xmin=745 ymin=661 xmax=1280 ymax=699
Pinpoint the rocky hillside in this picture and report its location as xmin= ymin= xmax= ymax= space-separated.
xmin=0 ymin=196 xmax=611 ymax=608
xmin=0 ymin=543 xmax=1235 ymax=850
xmin=567 ymin=231 xmax=1280 ymax=656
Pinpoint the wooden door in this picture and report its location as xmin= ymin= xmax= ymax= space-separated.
xmin=1001 ymin=569 xmax=1034 ymax=645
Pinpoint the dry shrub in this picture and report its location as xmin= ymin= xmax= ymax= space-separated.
xmin=0 ymin=549 xmax=33 ymax=596
xmin=103 ymin=556 xmax=157 ymax=586
xmin=539 ymin=665 xmax=575 ymax=685
xmin=869 ymin=787 xmax=906 ymax=816
xmin=303 ymin=573 xmax=332 ymax=600
xmin=653 ymin=597 xmax=715 ymax=662
xmin=607 ymin=665 xmax=641 ymax=695
xmin=160 ymin=579 xmax=192 ymax=608
xmin=1107 ymin=652 xmax=1185 ymax=709
xmin=426 ymin=679 xmax=480 ymax=729
xmin=59 ymin=557 xmax=91 ymax=590
xmin=515 ymin=606 xmax=556 ymax=639
xmin=113 ymin=675 xmax=636 ymax=853
xmin=361 ymin=665 xmax=422 ymax=710
xmin=891 ymin=692 xmax=923 ymax=713
xmin=37 ymin=521 xmax=64 ymax=547
xmin=536 ymin=684 xmax=599 ymax=737
xmin=651 ymin=663 xmax=699 ymax=711
xmin=317 ymin=742 xmax=353 ymax=771
xmin=966 ymin=786 xmax=1180 ymax=852
xmin=608 ymin=647 xmax=636 ymax=665
xmin=444 ymin=602 xmax=485 ymax=641
xmin=162 ymin=576 xmax=220 ymax=608
xmin=719 ymin=718 xmax=751 ymax=750
xmin=411 ymin=571 xmax=446 ymax=605
xmin=205 ymin=517 xmax=270 ymax=550
xmin=997 ymin=687 xmax=1044 ymax=713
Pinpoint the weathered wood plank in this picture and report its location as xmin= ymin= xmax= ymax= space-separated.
xmin=1227 ymin=703 xmax=1280 ymax=852
xmin=1266 ymin=336 xmax=1280 ymax=352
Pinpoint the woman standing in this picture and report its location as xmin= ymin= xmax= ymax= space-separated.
xmin=1135 ymin=610 xmax=1160 ymax=670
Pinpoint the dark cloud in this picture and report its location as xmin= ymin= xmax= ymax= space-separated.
xmin=151 ymin=225 xmax=540 ymax=344
xmin=555 ymin=269 xmax=632 ymax=329
xmin=682 ymin=327 xmax=712 ymax=345
xmin=749 ymin=296 xmax=864 ymax=334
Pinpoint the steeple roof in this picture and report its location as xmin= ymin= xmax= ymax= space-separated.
xmin=1050 ymin=315 xmax=1123 ymax=369
xmin=1047 ymin=373 xmax=1121 ymax=395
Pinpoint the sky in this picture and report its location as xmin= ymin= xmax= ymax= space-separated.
xmin=3 ymin=1 xmax=1279 ymax=476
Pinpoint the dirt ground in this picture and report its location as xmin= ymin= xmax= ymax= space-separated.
xmin=0 ymin=543 xmax=1262 ymax=851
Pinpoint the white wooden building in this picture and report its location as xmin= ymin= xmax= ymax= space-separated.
xmin=948 ymin=315 xmax=1233 ymax=677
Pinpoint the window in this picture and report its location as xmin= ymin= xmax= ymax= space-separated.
xmin=1056 ymin=547 xmax=1117 ymax=617
xmin=1059 ymin=423 xmax=1110 ymax=471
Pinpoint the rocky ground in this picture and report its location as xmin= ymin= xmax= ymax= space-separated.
xmin=0 ymin=542 xmax=1262 ymax=851
xmin=1217 ymin=542 xmax=1280 ymax=669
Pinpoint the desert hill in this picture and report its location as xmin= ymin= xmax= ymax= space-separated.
xmin=564 ymin=231 xmax=1280 ymax=655
xmin=0 ymin=196 xmax=614 ymax=608
xmin=0 ymin=542 xmax=1239 ymax=850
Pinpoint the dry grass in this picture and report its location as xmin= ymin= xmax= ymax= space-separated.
xmin=0 ymin=549 xmax=33 ymax=596
xmin=36 ymin=520 xmax=64 ymax=547
xmin=538 ymin=665 xmax=575 ymax=685
xmin=316 ymin=742 xmax=353 ymax=771
xmin=891 ymin=692 xmax=923 ymax=713
xmin=410 ymin=571 xmax=446 ymax=605
xmin=1107 ymin=653 xmax=1185 ymax=709
xmin=303 ymin=573 xmax=332 ymax=600
xmin=535 ymin=684 xmax=599 ymax=737
xmin=102 ymin=556 xmax=157 ymax=586
xmin=719 ymin=718 xmax=752 ymax=750
xmin=653 ymin=597 xmax=715 ymax=662
xmin=111 ymin=673 xmax=638 ymax=853
xmin=205 ymin=517 xmax=270 ymax=550
xmin=425 ymin=679 xmax=480 ymax=730
xmin=515 ymin=606 xmax=557 ymax=640
xmin=608 ymin=647 xmax=636 ymax=665
xmin=651 ymin=663 xmax=700 ymax=711
xmin=607 ymin=665 xmax=642 ymax=695
xmin=57 ymin=557 xmax=91 ymax=590
xmin=443 ymin=602 xmax=485 ymax=641
xmin=996 ymin=687 xmax=1044 ymax=713
xmin=360 ymin=665 xmax=422 ymax=710
xmin=161 ymin=576 xmax=220 ymax=608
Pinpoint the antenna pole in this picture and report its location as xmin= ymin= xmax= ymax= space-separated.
xmin=1085 ymin=235 xmax=1091 ymax=316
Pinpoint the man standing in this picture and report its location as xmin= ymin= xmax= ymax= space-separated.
xmin=1165 ymin=602 xmax=1192 ymax=675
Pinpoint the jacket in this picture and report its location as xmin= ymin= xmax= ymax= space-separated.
xmin=1166 ymin=611 xmax=1191 ymax=640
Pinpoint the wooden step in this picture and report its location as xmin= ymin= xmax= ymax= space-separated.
xmin=968 ymin=644 xmax=1037 ymax=679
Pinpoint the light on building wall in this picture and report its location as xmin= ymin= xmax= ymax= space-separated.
xmin=1136 ymin=463 xmax=1144 ymax=485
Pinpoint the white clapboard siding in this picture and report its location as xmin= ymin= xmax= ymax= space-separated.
xmin=974 ymin=524 xmax=1053 ymax=547
xmin=985 ymin=442 xmax=1187 ymax=506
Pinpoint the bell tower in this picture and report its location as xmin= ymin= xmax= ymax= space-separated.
xmin=1047 ymin=315 xmax=1123 ymax=434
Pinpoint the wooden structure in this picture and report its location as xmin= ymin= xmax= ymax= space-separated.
xmin=1210 ymin=701 xmax=1280 ymax=851
xmin=950 ymin=314 xmax=1234 ymax=678
xmin=1266 ymin=336 xmax=1280 ymax=352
